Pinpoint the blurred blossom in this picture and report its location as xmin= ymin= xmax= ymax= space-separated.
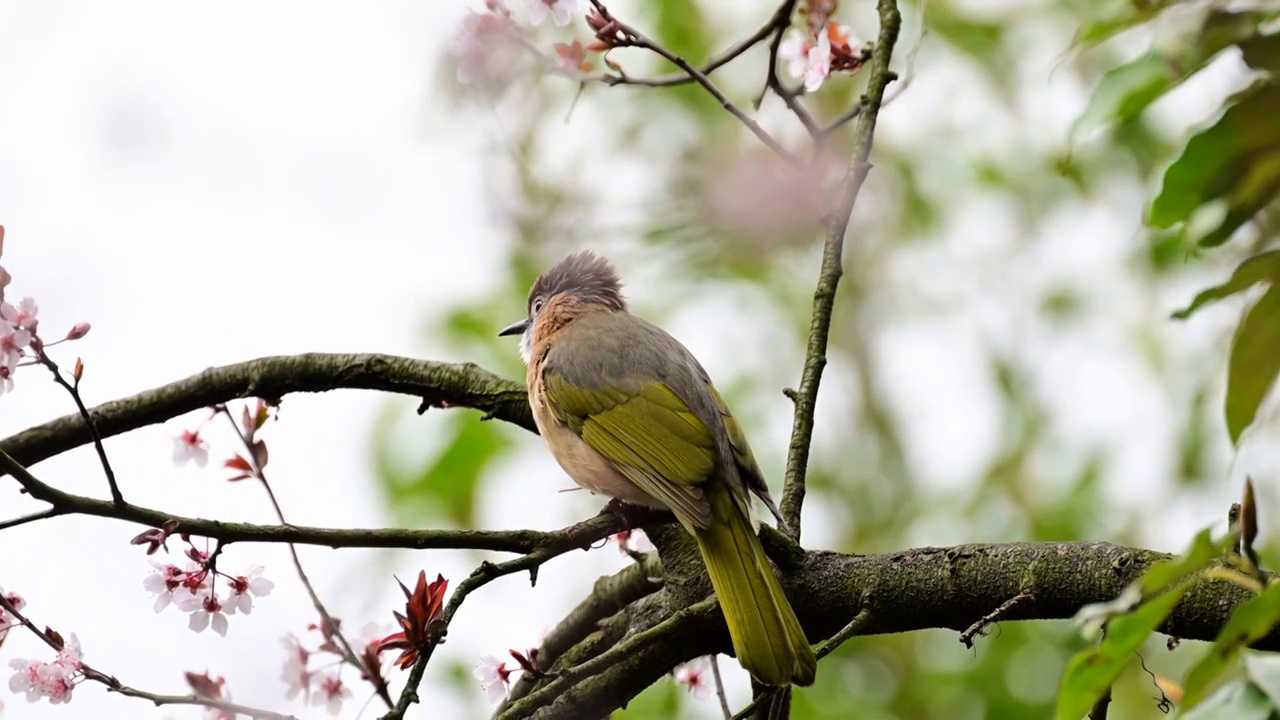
xmin=526 ymin=0 xmax=578 ymax=27
xmin=673 ymin=656 xmax=712 ymax=698
xmin=450 ymin=11 xmax=525 ymax=89
xmin=704 ymin=152 xmax=824 ymax=248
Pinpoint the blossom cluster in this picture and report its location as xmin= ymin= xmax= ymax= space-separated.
xmin=277 ymin=622 xmax=388 ymax=717
xmin=7 ymin=632 xmax=83 ymax=706
xmin=0 ymin=227 xmax=91 ymax=398
xmin=139 ymin=539 xmax=274 ymax=637
xmin=447 ymin=0 xmax=866 ymax=93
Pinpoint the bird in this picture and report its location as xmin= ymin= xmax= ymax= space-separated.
xmin=498 ymin=250 xmax=816 ymax=687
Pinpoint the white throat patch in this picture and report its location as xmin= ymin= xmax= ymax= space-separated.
xmin=519 ymin=326 xmax=533 ymax=366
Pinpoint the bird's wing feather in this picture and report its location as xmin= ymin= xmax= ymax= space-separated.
xmin=707 ymin=386 xmax=786 ymax=528
xmin=543 ymin=368 xmax=716 ymax=529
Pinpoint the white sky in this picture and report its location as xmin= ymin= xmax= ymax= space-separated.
xmin=0 ymin=1 xmax=1270 ymax=720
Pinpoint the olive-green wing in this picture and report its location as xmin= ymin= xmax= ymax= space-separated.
xmin=543 ymin=368 xmax=717 ymax=529
xmin=708 ymin=386 xmax=786 ymax=527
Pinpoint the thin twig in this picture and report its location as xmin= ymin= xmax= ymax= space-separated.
xmin=731 ymin=609 xmax=872 ymax=720
xmin=591 ymin=0 xmax=800 ymax=165
xmin=0 ymin=445 xmax=648 ymax=552
xmin=710 ymin=655 xmax=733 ymax=720
xmin=0 ymin=507 xmax=63 ymax=530
xmin=36 ymin=349 xmax=124 ymax=505
xmin=583 ymin=1 xmax=789 ymax=88
xmin=779 ymin=0 xmax=902 ymax=541
xmin=217 ymin=406 xmax=381 ymax=708
xmin=820 ymin=0 xmax=925 ymax=137
xmin=0 ymin=594 xmax=296 ymax=720
xmin=959 ymin=592 xmax=1034 ymax=649
xmin=497 ymin=598 xmax=720 ymax=720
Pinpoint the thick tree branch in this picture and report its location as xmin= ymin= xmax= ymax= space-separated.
xmin=505 ymin=539 xmax=1280 ymax=718
xmin=0 ymin=353 xmax=533 ymax=474
xmin=781 ymin=0 xmax=902 ymax=540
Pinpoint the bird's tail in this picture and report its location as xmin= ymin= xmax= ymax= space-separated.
xmin=693 ymin=488 xmax=817 ymax=687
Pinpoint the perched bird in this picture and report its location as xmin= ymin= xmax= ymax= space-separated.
xmin=499 ymin=251 xmax=816 ymax=687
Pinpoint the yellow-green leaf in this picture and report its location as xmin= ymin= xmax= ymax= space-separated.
xmin=1227 ymin=285 xmax=1280 ymax=444
xmin=1057 ymin=585 xmax=1193 ymax=720
xmin=1183 ymin=582 xmax=1280 ymax=708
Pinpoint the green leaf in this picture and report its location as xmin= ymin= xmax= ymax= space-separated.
xmin=1149 ymin=80 xmax=1280 ymax=246
xmin=1172 ymin=251 xmax=1280 ymax=320
xmin=1184 ymin=581 xmax=1280 ymax=708
xmin=1057 ymin=585 xmax=1193 ymax=720
xmin=1226 ymin=284 xmax=1280 ymax=444
xmin=1072 ymin=10 xmax=1275 ymax=144
xmin=1245 ymin=653 xmax=1280 ymax=708
xmin=1072 ymin=0 xmax=1176 ymax=50
xmin=1182 ymin=680 xmax=1275 ymax=720
xmin=1071 ymin=55 xmax=1176 ymax=142
xmin=1141 ymin=528 xmax=1229 ymax=595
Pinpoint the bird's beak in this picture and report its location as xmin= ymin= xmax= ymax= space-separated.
xmin=498 ymin=318 xmax=530 ymax=337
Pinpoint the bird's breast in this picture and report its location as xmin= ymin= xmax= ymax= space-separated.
xmin=529 ymin=378 xmax=665 ymax=509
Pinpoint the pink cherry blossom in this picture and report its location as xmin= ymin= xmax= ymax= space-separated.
xmin=183 ymin=590 xmax=230 ymax=636
xmin=143 ymin=562 xmax=190 ymax=613
xmin=224 ymin=565 xmax=274 ymax=615
xmin=7 ymin=634 xmax=83 ymax=705
xmin=611 ymin=529 xmax=655 ymax=554
xmin=674 ymin=657 xmax=712 ymax=699
xmin=0 ymin=588 xmax=26 ymax=644
xmin=473 ymin=655 xmax=515 ymax=703
xmin=803 ymin=27 xmax=832 ymax=92
xmin=311 ymin=674 xmax=351 ymax=717
xmin=0 ymin=297 xmax=37 ymax=332
xmin=7 ymin=659 xmax=43 ymax=703
xmin=778 ymin=29 xmax=811 ymax=81
xmin=526 ymin=0 xmax=578 ymax=27
xmin=280 ymin=635 xmax=311 ymax=701
xmin=172 ymin=429 xmax=210 ymax=469
xmin=0 ymin=319 xmax=30 ymax=370
xmin=450 ymin=12 xmax=521 ymax=87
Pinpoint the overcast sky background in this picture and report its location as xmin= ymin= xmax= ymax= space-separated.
xmin=0 ymin=1 xmax=1270 ymax=719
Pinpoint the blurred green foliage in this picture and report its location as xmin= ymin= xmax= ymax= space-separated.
xmin=381 ymin=0 xmax=1280 ymax=717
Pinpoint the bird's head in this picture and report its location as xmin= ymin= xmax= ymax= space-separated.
xmin=498 ymin=250 xmax=628 ymax=365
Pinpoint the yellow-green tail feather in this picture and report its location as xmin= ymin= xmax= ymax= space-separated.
xmin=693 ymin=489 xmax=817 ymax=687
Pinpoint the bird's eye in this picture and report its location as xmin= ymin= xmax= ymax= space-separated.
xmin=531 ymin=296 xmax=545 ymax=315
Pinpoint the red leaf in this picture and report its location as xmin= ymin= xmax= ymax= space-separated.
xmin=224 ymin=455 xmax=253 ymax=472
xmin=251 ymin=440 xmax=269 ymax=470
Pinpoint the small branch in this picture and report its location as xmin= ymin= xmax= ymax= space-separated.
xmin=0 ymin=445 xmax=643 ymax=551
xmin=780 ymin=0 xmax=902 ymax=540
xmin=819 ymin=0 xmax=925 ymax=138
xmin=0 ymin=594 xmax=296 ymax=720
xmin=592 ymin=1 xmax=800 ymax=165
xmin=959 ymin=592 xmax=1034 ymax=649
xmin=36 ymin=349 xmax=124 ymax=505
xmin=383 ymin=537 xmax=662 ymax=720
xmin=710 ymin=655 xmax=733 ymax=720
xmin=814 ymin=607 xmax=873 ymax=660
xmin=498 ymin=598 xmax=720 ymax=720
xmin=0 ymin=507 xmax=63 ymax=530
xmin=729 ymin=610 xmax=870 ymax=720
xmin=584 ymin=1 xmax=788 ymax=88
xmin=217 ymin=406 xmax=379 ymax=707
xmin=0 ymin=353 xmax=535 ymax=475
xmin=501 ymin=554 xmax=665 ymax=709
